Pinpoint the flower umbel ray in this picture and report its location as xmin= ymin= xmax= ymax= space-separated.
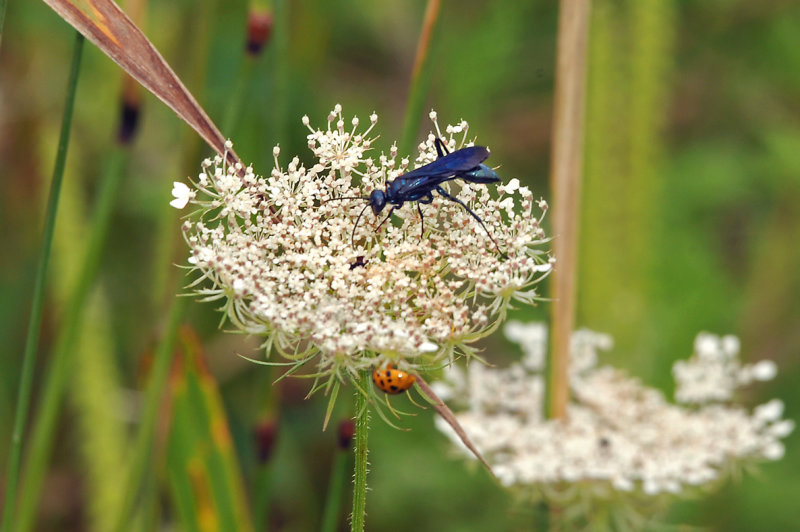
xmin=173 ymin=105 xmax=551 ymax=387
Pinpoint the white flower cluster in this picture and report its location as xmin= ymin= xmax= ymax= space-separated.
xmin=434 ymin=325 xmax=793 ymax=499
xmin=673 ymin=332 xmax=777 ymax=403
xmin=172 ymin=106 xmax=551 ymax=382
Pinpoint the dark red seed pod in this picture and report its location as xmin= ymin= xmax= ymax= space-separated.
xmin=246 ymin=11 xmax=273 ymax=56
xmin=338 ymin=419 xmax=355 ymax=450
xmin=117 ymin=99 xmax=141 ymax=145
xmin=254 ymin=418 xmax=279 ymax=463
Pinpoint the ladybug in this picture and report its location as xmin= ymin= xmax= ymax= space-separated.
xmin=372 ymin=364 xmax=416 ymax=394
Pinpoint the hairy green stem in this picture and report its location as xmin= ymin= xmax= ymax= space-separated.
xmin=1 ymin=32 xmax=84 ymax=532
xmin=350 ymin=374 xmax=370 ymax=532
xmin=112 ymin=294 xmax=188 ymax=532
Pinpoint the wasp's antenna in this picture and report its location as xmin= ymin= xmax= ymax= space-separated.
xmin=322 ymin=195 xmax=368 ymax=204
xmin=351 ymin=203 xmax=372 ymax=248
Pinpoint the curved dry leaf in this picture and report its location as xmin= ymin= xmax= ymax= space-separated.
xmin=414 ymin=375 xmax=496 ymax=478
xmin=43 ymin=0 xmax=240 ymax=165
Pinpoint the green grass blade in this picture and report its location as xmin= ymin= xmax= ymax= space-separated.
xmin=166 ymin=328 xmax=254 ymax=532
xmin=112 ymin=295 xmax=188 ymax=532
xmin=1 ymin=32 xmax=84 ymax=532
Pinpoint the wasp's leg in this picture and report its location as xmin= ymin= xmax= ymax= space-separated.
xmin=374 ymin=206 xmax=396 ymax=232
xmin=434 ymin=186 xmax=506 ymax=258
xmin=434 ymin=137 xmax=450 ymax=158
xmin=417 ymin=193 xmax=434 ymax=238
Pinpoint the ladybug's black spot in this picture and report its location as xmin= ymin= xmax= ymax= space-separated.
xmin=390 ymin=385 xmax=399 ymax=392
xmin=384 ymin=370 xmax=392 ymax=377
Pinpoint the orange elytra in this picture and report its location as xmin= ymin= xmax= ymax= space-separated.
xmin=372 ymin=364 xmax=416 ymax=394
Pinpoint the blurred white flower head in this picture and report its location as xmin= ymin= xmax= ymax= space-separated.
xmin=173 ymin=106 xmax=551 ymax=387
xmin=435 ymin=326 xmax=793 ymax=524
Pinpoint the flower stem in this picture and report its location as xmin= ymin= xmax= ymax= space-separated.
xmin=548 ymin=0 xmax=591 ymax=419
xmin=350 ymin=373 xmax=370 ymax=532
xmin=400 ymin=0 xmax=442 ymax=155
xmin=0 ymin=32 xmax=84 ymax=532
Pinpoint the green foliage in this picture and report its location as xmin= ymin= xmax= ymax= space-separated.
xmin=167 ymin=329 xmax=254 ymax=532
xmin=1 ymin=0 xmax=798 ymax=530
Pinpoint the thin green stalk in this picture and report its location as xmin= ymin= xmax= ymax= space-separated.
xmin=112 ymin=294 xmax=189 ymax=532
xmin=252 ymin=410 xmax=278 ymax=532
xmin=67 ymin=153 xmax=130 ymax=532
xmin=1 ymin=32 xmax=84 ymax=532
xmin=321 ymin=445 xmax=349 ymax=532
xmin=252 ymin=384 xmax=278 ymax=530
xmin=0 ymin=0 xmax=7 ymax=50
xmin=253 ymin=461 xmax=274 ymax=532
xmin=223 ymin=58 xmax=256 ymax=136
xmin=399 ymin=0 xmax=442 ymax=156
xmin=14 ymin=150 xmax=129 ymax=532
xmin=350 ymin=374 xmax=370 ymax=532
xmin=269 ymin=0 xmax=289 ymax=165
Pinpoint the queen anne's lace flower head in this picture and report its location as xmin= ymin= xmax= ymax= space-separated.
xmin=172 ymin=106 xmax=551 ymax=388
xmin=434 ymin=326 xmax=794 ymax=527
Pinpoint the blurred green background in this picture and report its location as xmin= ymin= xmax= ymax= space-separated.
xmin=1 ymin=0 xmax=798 ymax=530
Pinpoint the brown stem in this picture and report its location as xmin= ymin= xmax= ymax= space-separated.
xmin=548 ymin=0 xmax=592 ymax=420
xmin=409 ymin=0 xmax=441 ymax=84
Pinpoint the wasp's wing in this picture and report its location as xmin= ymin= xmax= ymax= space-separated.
xmin=390 ymin=146 xmax=489 ymax=198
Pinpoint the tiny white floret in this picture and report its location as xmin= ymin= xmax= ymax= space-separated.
xmin=170 ymin=181 xmax=193 ymax=209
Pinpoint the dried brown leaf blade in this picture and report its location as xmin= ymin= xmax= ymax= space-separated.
xmin=43 ymin=0 xmax=240 ymax=164
xmin=414 ymin=375 xmax=496 ymax=478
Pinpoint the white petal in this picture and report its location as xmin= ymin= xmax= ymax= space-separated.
xmin=751 ymin=360 xmax=777 ymax=381
xmin=170 ymin=196 xmax=189 ymax=209
xmin=755 ymin=399 xmax=784 ymax=422
xmin=770 ymin=419 xmax=795 ymax=438
xmin=170 ymin=182 xmax=191 ymax=209
xmin=763 ymin=442 xmax=785 ymax=460
xmin=419 ymin=341 xmax=438 ymax=353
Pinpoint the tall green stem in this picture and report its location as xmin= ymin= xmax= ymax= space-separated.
xmin=350 ymin=373 xmax=370 ymax=532
xmin=0 ymin=32 xmax=84 ymax=532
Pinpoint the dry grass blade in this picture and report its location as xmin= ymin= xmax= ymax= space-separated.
xmin=42 ymin=0 xmax=240 ymax=165
xmin=414 ymin=375 xmax=496 ymax=478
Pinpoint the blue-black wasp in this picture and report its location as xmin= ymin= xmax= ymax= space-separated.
xmin=329 ymin=138 xmax=506 ymax=257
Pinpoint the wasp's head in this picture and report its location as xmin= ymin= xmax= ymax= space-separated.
xmin=369 ymin=190 xmax=386 ymax=216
